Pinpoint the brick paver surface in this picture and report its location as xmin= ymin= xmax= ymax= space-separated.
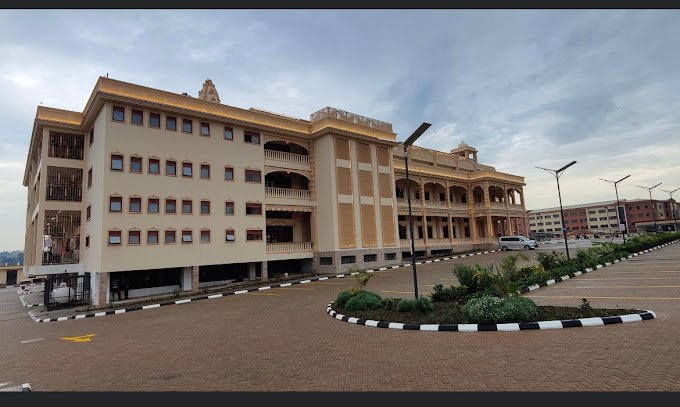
xmin=1 ymin=246 xmax=679 ymax=391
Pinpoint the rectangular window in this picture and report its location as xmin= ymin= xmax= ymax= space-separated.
xmin=384 ymin=253 xmax=397 ymax=261
xmin=165 ymin=230 xmax=176 ymax=244
xmin=364 ymin=254 xmax=377 ymax=262
xmin=131 ymin=109 xmax=143 ymax=125
xmin=149 ymin=158 xmax=160 ymax=174
xmin=111 ymin=154 xmax=124 ymax=171
xmin=225 ymin=166 xmax=234 ymax=181
xmin=130 ymin=156 xmax=142 ymax=173
xmin=166 ymin=199 xmax=176 ymax=214
xmin=148 ymin=198 xmax=160 ymax=213
xmin=147 ymin=230 xmax=159 ymax=244
xmin=86 ymin=205 xmax=91 ymax=221
xmin=244 ymin=130 xmax=260 ymax=145
xmin=245 ymin=203 xmax=262 ymax=215
xmin=225 ymin=229 xmax=235 ymax=242
xmin=182 ymin=199 xmax=192 ymax=214
xmin=108 ymin=231 xmax=122 ymax=245
xmin=200 ymin=122 xmax=210 ymax=136
xmin=89 ymin=128 xmax=94 ymax=146
xmin=246 ymin=229 xmax=262 ymax=241
xmin=200 ymin=230 xmax=211 ymax=243
xmin=112 ymin=106 xmax=125 ymax=122
xmin=166 ymin=116 xmax=177 ymax=131
xmin=200 ymin=164 xmax=210 ymax=179
xmin=110 ymin=196 xmax=122 ymax=212
xmin=182 ymin=119 xmax=193 ymax=134
xmin=182 ymin=162 xmax=192 ymax=177
xmin=182 ymin=230 xmax=193 ymax=243
xmin=149 ymin=113 xmax=161 ymax=128
xmin=245 ymin=169 xmax=261 ymax=183
xmin=128 ymin=231 xmax=141 ymax=245
xmin=200 ymin=200 xmax=210 ymax=215
xmin=86 ymin=236 xmax=90 ymax=248
xmin=225 ymin=201 xmax=234 ymax=215
xmin=341 ymin=255 xmax=356 ymax=264
xmin=87 ymin=168 xmax=93 ymax=188
xmin=129 ymin=197 xmax=142 ymax=213
xmin=320 ymin=257 xmax=333 ymax=265
xmin=166 ymin=160 xmax=176 ymax=176
xmin=224 ymin=126 xmax=233 ymax=140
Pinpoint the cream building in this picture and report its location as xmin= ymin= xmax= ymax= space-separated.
xmin=22 ymin=77 xmax=527 ymax=307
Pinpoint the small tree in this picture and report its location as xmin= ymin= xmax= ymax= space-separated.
xmin=349 ymin=270 xmax=375 ymax=295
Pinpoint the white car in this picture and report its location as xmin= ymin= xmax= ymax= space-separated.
xmin=498 ymin=236 xmax=539 ymax=251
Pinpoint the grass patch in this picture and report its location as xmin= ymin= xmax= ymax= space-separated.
xmin=332 ymin=300 xmax=641 ymax=325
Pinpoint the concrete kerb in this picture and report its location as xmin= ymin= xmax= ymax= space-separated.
xmin=0 ymin=383 xmax=32 ymax=392
xmin=324 ymin=238 xmax=679 ymax=333
xmin=26 ymin=249 xmax=502 ymax=323
xmin=326 ymin=303 xmax=656 ymax=332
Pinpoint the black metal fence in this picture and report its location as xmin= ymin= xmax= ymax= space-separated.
xmin=43 ymin=273 xmax=90 ymax=309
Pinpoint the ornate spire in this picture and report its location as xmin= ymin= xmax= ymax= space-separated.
xmin=198 ymin=79 xmax=220 ymax=103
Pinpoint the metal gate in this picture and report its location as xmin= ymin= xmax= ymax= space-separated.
xmin=43 ymin=273 xmax=91 ymax=309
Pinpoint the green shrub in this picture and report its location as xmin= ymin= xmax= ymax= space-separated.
xmin=397 ymin=299 xmax=417 ymax=312
xmin=453 ymin=264 xmax=477 ymax=291
xmin=344 ymin=290 xmax=382 ymax=311
xmin=463 ymin=295 xmax=538 ymax=324
xmin=349 ymin=270 xmax=375 ymax=295
xmin=416 ymin=296 xmax=434 ymax=312
xmin=335 ymin=290 xmax=352 ymax=308
xmin=535 ymin=251 xmax=568 ymax=270
xmin=381 ymin=297 xmax=399 ymax=310
xmin=430 ymin=284 xmax=468 ymax=302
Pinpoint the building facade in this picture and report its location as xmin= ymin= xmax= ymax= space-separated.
xmin=528 ymin=198 xmax=679 ymax=237
xmin=23 ymin=77 xmax=527 ymax=307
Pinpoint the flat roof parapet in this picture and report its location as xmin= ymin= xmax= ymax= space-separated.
xmin=310 ymin=106 xmax=392 ymax=132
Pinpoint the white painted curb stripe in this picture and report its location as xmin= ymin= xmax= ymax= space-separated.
xmin=538 ymin=320 xmax=563 ymax=329
xmin=175 ymin=299 xmax=192 ymax=304
xmin=142 ymin=304 xmax=160 ymax=309
xmin=208 ymin=294 xmax=223 ymax=299
xmin=579 ymin=317 xmax=604 ymax=327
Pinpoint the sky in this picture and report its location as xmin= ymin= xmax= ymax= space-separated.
xmin=1 ymin=10 xmax=679 ymax=251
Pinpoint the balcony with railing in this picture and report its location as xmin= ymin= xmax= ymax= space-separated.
xmin=450 ymin=202 xmax=469 ymax=210
xmin=397 ymin=197 xmax=422 ymax=207
xmin=452 ymin=237 xmax=473 ymax=244
xmin=425 ymin=200 xmax=448 ymax=208
xmin=265 ymin=187 xmax=310 ymax=199
xmin=490 ymin=201 xmax=506 ymax=209
xmin=428 ymin=237 xmax=450 ymax=245
xmin=266 ymin=241 xmax=313 ymax=253
xmin=264 ymin=149 xmax=310 ymax=164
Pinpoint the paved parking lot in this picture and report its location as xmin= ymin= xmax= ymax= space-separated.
xmin=0 ymin=245 xmax=678 ymax=391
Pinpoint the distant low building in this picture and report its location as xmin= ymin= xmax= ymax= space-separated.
xmin=528 ymin=198 xmax=679 ymax=237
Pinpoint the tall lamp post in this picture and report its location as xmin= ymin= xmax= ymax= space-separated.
xmin=661 ymin=187 xmax=679 ymax=232
xmin=638 ymin=183 xmax=662 ymax=232
xmin=402 ymin=122 xmax=432 ymax=300
xmin=537 ymin=161 xmax=577 ymax=259
xmin=600 ymin=174 xmax=631 ymax=243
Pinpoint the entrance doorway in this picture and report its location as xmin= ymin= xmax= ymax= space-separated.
xmin=6 ymin=270 xmax=17 ymax=285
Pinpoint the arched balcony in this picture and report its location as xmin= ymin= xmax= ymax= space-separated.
xmin=265 ymin=171 xmax=310 ymax=199
xmin=449 ymin=185 xmax=468 ymax=209
xmin=395 ymin=178 xmax=421 ymax=207
xmin=472 ymin=185 xmax=485 ymax=208
xmin=507 ymin=188 xmax=523 ymax=208
xmin=424 ymin=182 xmax=447 ymax=208
xmin=488 ymin=185 xmax=506 ymax=208
xmin=264 ymin=140 xmax=309 ymax=164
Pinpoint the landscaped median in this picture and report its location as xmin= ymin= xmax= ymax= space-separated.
xmin=325 ymin=234 xmax=679 ymax=332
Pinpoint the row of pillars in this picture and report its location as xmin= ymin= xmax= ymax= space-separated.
xmin=403 ymin=179 xmax=525 ymax=209
xmin=400 ymin=213 xmax=521 ymax=244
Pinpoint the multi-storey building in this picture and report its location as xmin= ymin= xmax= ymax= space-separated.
xmin=22 ymin=77 xmax=527 ymax=307
xmin=528 ymin=198 xmax=679 ymax=237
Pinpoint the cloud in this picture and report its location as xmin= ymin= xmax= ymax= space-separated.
xmin=1 ymin=10 xmax=679 ymax=250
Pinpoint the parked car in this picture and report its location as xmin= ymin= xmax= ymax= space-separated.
xmin=498 ymin=235 xmax=539 ymax=251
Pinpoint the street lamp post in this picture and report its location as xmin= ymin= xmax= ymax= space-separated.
xmin=402 ymin=123 xmax=432 ymax=300
xmin=537 ymin=161 xmax=577 ymax=259
xmin=661 ymin=187 xmax=680 ymax=232
xmin=638 ymin=183 xmax=662 ymax=232
xmin=600 ymin=175 xmax=631 ymax=243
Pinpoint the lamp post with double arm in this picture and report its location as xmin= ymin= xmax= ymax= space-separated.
xmin=638 ymin=183 xmax=662 ymax=232
xmin=661 ymin=187 xmax=679 ymax=232
xmin=402 ymin=122 xmax=432 ymax=300
xmin=600 ymin=174 xmax=631 ymax=243
xmin=537 ymin=161 xmax=577 ymax=259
